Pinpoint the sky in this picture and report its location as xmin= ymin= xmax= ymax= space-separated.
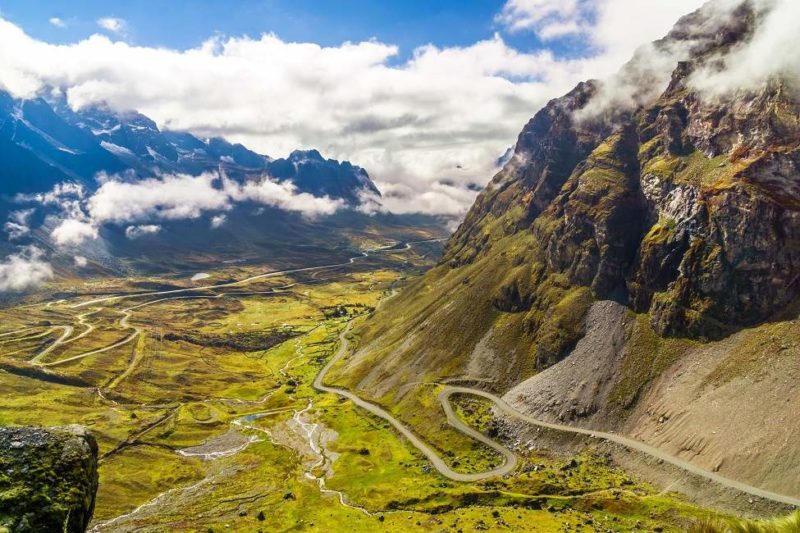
xmin=0 ymin=0 xmax=723 ymax=217
xmin=1 ymin=1 xmax=587 ymax=60
xmin=0 ymin=0 xmax=714 ymax=217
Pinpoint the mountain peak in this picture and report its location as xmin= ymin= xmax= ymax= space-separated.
xmin=288 ymin=149 xmax=325 ymax=163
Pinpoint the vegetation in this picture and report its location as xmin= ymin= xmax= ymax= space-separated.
xmin=0 ymin=238 xmax=735 ymax=531
xmin=690 ymin=511 xmax=800 ymax=533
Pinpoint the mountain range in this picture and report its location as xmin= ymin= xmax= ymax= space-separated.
xmin=0 ymin=90 xmax=380 ymax=205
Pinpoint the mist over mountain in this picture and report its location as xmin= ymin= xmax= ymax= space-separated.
xmin=0 ymin=87 xmax=404 ymax=286
xmin=1 ymin=89 xmax=381 ymax=204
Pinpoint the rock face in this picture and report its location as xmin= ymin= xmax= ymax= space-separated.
xmin=444 ymin=0 xmax=800 ymax=341
xmin=0 ymin=426 xmax=99 ymax=533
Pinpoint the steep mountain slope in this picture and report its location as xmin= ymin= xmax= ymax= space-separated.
xmin=0 ymin=92 xmax=126 ymax=198
xmin=330 ymin=0 xmax=800 ymax=498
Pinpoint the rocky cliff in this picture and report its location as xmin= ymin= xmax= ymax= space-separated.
xmin=0 ymin=426 xmax=99 ymax=533
xmin=445 ymin=1 xmax=800 ymax=342
xmin=329 ymin=2 xmax=800 ymax=495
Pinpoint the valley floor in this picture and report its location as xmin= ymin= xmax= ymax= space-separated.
xmin=0 ymin=240 xmax=762 ymax=532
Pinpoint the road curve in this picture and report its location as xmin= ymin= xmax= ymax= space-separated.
xmin=316 ymin=321 xmax=800 ymax=508
xmin=441 ymin=387 xmax=800 ymax=507
xmin=313 ymin=321 xmax=516 ymax=482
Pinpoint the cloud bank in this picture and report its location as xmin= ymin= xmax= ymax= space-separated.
xmin=0 ymin=2 xmax=711 ymax=216
xmin=689 ymin=0 xmax=800 ymax=96
xmin=0 ymin=0 xmax=793 ymax=218
xmin=16 ymin=171 xmax=345 ymax=248
xmin=0 ymin=246 xmax=53 ymax=292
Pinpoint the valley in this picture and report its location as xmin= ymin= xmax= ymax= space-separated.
xmin=0 ymin=239 xmax=738 ymax=532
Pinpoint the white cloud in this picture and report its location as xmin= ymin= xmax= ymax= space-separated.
xmin=74 ymin=255 xmax=88 ymax=267
xmin=210 ymin=214 xmax=226 ymax=228
xmin=689 ymin=0 xmax=800 ymax=97
xmin=231 ymin=178 xmax=344 ymax=217
xmin=0 ymin=246 xmax=53 ymax=292
xmin=23 ymin=171 xmax=347 ymax=248
xmin=21 ymin=182 xmax=84 ymax=206
xmin=49 ymin=17 xmax=66 ymax=28
xmin=125 ymin=224 xmax=161 ymax=239
xmin=97 ymin=17 xmax=125 ymax=34
xmin=51 ymin=218 xmax=98 ymax=247
xmin=377 ymin=181 xmax=482 ymax=217
xmin=88 ymin=173 xmax=230 ymax=223
xmin=1 ymin=1 xmax=787 ymax=216
xmin=0 ymin=16 xmax=653 ymax=217
xmin=4 ymin=209 xmax=34 ymax=240
xmin=496 ymin=0 xmax=588 ymax=37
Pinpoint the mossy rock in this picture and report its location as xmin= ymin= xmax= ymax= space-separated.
xmin=0 ymin=425 xmax=98 ymax=533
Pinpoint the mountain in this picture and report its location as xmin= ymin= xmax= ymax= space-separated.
xmin=0 ymin=91 xmax=380 ymax=205
xmin=267 ymin=149 xmax=380 ymax=204
xmin=329 ymin=0 xmax=800 ymax=499
xmin=0 ymin=92 xmax=126 ymax=197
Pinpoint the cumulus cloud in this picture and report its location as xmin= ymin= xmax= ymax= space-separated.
xmin=125 ymin=224 xmax=161 ymax=239
xmin=49 ymin=17 xmax=66 ymax=28
xmin=19 ymin=171 xmax=347 ymax=248
xmin=4 ymin=209 xmax=34 ymax=240
xmin=0 ymin=246 xmax=53 ymax=292
xmin=2 ymin=1 xmax=785 ymax=216
xmin=232 ymin=179 xmax=344 ymax=217
xmin=88 ymin=173 xmax=230 ymax=223
xmin=21 ymin=181 xmax=84 ymax=206
xmin=97 ymin=17 xmax=125 ymax=34
xmin=51 ymin=218 xmax=98 ymax=247
xmin=74 ymin=255 xmax=88 ymax=267
xmin=210 ymin=214 xmax=227 ymax=229
xmin=377 ymin=181 xmax=483 ymax=217
xmin=497 ymin=0 xmax=705 ymax=57
xmin=496 ymin=0 xmax=589 ymax=37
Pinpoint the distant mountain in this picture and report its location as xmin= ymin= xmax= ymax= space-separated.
xmin=0 ymin=90 xmax=380 ymax=205
xmin=0 ymin=91 xmax=126 ymax=197
xmin=267 ymin=149 xmax=380 ymax=204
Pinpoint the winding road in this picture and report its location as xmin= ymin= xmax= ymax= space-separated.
xmin=14 ymin=236 xmax=798 ymax=510
xmin=314 ymin=322 xmax=800 ymax=508
xmin=71 ymin=239 xmax=443 ymax=309
xmin=25 ymin=240 xmax=442 ymax=367
xmin=313 ymin=321 xmax=517 ymax=482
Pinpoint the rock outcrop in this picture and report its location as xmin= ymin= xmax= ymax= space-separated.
xmin=0 ymin=425 xmax=99 ymax=533
xmin=444 ymin=0 xmax=800 ymax=342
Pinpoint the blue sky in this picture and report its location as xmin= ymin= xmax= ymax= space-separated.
xmin=0 ymin=0 xmax=589 ymax=60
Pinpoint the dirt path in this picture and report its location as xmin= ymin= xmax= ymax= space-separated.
xmin=29 ymin=325 xmax=73 ymax=364
xmin=313 ymin=321 xmax=517 ymax=482
xmin=315 ymin=322 xmax=800 ymax=508
xmin=71 ymin=239 xmax=444 ymax=309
